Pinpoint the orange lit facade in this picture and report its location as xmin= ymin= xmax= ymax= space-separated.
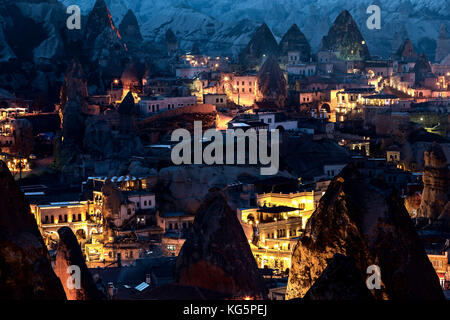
xmin=239 ymin=191 xmax=316 ymax=273
xmin=30 ymin=201 xmax=102 ymax=248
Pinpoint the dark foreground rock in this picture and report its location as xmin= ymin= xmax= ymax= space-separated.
xmin=175 ymin=189 xmax=267 ymax=299
xmin=286 ymin=164 xmax=444 ymax=300
xmin=0 ymin=161 xmax=66 ymax=299
xmin=54 ymin=227 xmax=105 ymax=300
xmin=303 ymin=254 xmax=373 ymax=300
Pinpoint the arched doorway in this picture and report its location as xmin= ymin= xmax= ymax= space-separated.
xmin=320 ymin=103 xmax=331 ymax=113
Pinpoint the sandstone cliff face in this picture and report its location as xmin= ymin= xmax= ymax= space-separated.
xmin=418 ymin=143 xmax=449 ymax=220
xmin=0 ymin=161 xmax=66 ymax=299
xmin=54 ymin=227 xmax=105 ymax=300
xmin=286 ymin=165 xmax=444 ymax=300
xmin=174 ymin=189 xmax=267 ymax=299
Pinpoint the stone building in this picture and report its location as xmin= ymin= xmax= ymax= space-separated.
xmin=30 ymin=201 xmax=101 ymax=249
xmin=238 ymin=191 xmax=316 ymax=273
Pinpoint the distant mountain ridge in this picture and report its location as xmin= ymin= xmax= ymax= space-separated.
xmin=59 ymin=0 xmax=450 ymax=59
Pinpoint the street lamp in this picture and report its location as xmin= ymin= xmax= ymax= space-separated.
xmin=111 ymin=79 xmax=119 ymax=92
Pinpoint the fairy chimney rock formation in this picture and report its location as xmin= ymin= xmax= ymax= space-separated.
xmin=54 ymin=227 xmax=105 ymax=300
xmin=239 ymin=23 xmax=280 ymax=69
xmin=303 ymin=254 xmax=374 ymax=300
xmin=279 ymin=24 xmax=311 ymax=62
xmin=174 ymin=189 xmax=267 ymax=299
xmin=417 ymin=143 xmax=449 ymax=220
xmin=396 ymin=38 xmax=417 ymax=61
xmin=118 ymin=9 xmax=143 ymax=45
xmin=286 ymin=164 xmax=444 ymax=300
xmin=0 ymin=160 xmax=66 ymax=299
xmin=257 ymin=56 xmax=287 ymax=108
xmin=320 ymin=10 xmax=370 ymax=61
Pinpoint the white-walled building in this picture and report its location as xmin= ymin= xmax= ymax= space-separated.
xmin=157 ymin=212 xmax=195 ymax=233
xmin=323 ymin=164 xmax=347 ymax=178
xmin=176 ymin=66 xmax=209 ymax=79
xmin=138 ymin=96 xmax=197 ymax=115
xmin=126 ymin=191 xmax=156 ymax=211
xmin=257 ymin=112 xmax=298 ymax=131
xmin=203 ymin=94 xmax=227 ymax=108
xmin=287 ymin=63 xmax=316 ymax=77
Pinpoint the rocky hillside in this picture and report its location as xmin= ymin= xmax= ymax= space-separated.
xmin=0 ymin=160 xmax=66 ymax=299
xmin=60 ymin=0 xmax=449 ymax=59
xmin=286 ymin=164 xmax=444 ymax=300
xmin=0 ymin=0 xmax=149 ymax=103
xmin=0 ymin=1 xmax=68 ymax=103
